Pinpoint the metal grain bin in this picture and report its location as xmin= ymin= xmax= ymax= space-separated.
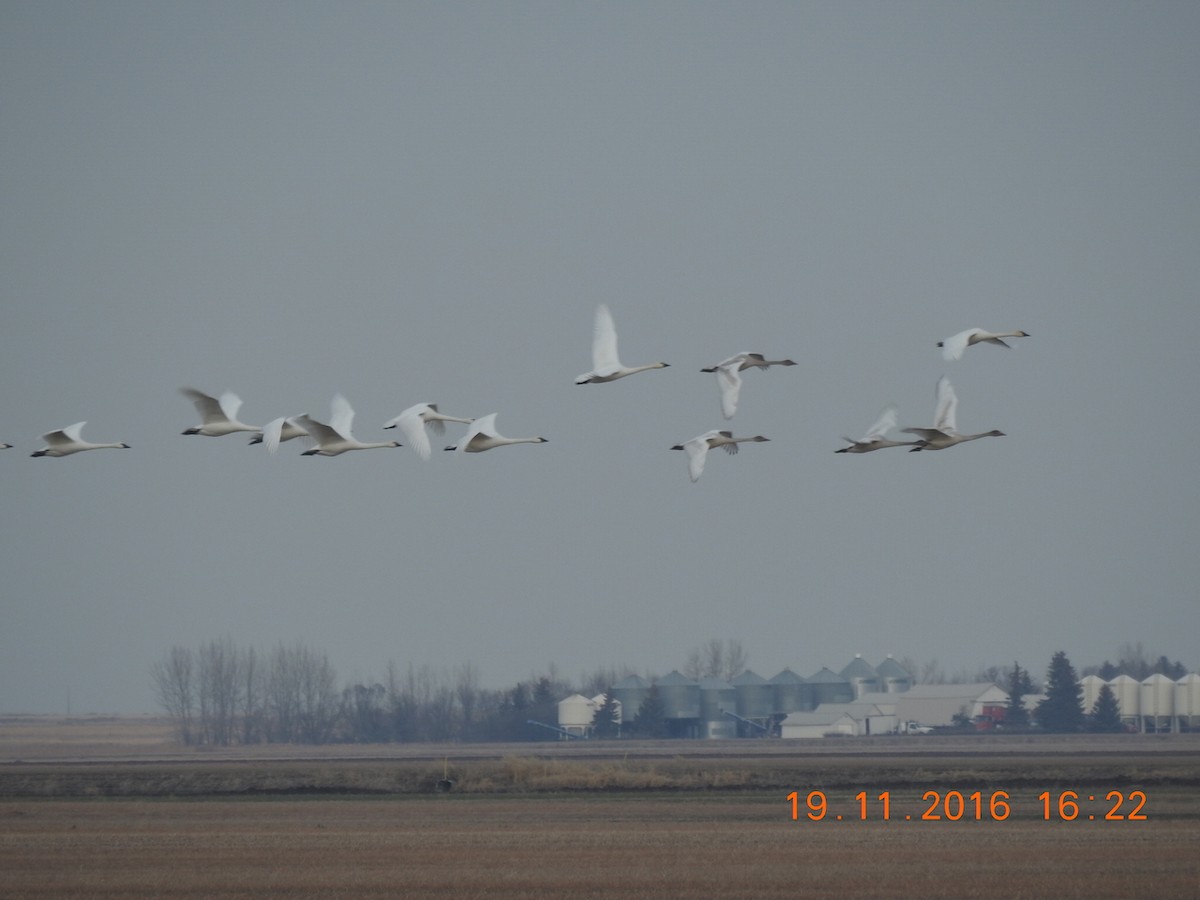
xmin=1140 ymin=673 xmax=1175 ymax=733
xmin=611 ymin=674 xmax=649 ymax=722
xmin=807 ymin=667 xmax=854 ymax=707
xmin=840 ymin=655 xmax=881 ymax=699
xmin=731 ymin=669 xmax=773 ymax=719
xmin=875 ymin=655 xmax=913 ymax=694
xmin=656 ymin=670 xmax=701 ymax=719
xmin=699 ymin=677 xmax=737 ymax=738
xmin=769 ymin=668 xmax=811 ymax=714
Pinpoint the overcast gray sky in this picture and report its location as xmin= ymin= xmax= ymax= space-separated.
xmin=3 ymin=1 xmax=1197 ymax=714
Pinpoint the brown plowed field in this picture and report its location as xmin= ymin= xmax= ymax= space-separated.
xmin=2 ymin=717 xmax=1198 ymax=898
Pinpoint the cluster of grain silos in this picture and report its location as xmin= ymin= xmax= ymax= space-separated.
xmin=1080 ymin=672 xmax=1200 ymax=733
xmin=583 ymin=657 xmax=911 ymax=738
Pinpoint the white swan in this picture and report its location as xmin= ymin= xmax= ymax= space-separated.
xmin=31 ymin=422 xmax=130 ymax=457
xmin=0 ymin=443 xmax=11 ymax=449
xmin=670 ymin=430 xmax=769 ymax=482
xmin=251 ymin=417 xmax=311 ymax=454
xmin=180 ymin=388 xmax=260 ymax=436
xmin=902 ymin=376 xmax=1005 ymax=450
xmin=575 ymin=304 xmax=669 ymax=384
xmin=938 ymin=328 xmax=1029 ymax=361
xmin=444 ymin=413 xmax=547 ymax=453
xmin=700 ymin=352 xmax=796 ymax=373
xmin=382 ymin=403 xmax=474 ymax=461
xmin=701 ymin=353 xmax=796 ymax=420
xmin=293 ymin=395 xmax=401 ymax=456
xmin=836 ymin=404 xmax=919 ymax=453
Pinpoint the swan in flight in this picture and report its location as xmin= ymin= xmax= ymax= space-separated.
xmin=251 ymin=417 xmax=311 ymax=454
xmin=938 ymin=328 xmax=1029 ymax=361
xmin=293 ymin=394 xmax=401 ymax=456
xmin=701 ymin=353 xmax=796 ymax=420
xmin=575 ymin=304 xmax=669 ymax=384
xmin=444 ymin=413 xmax=547 ymax=453
xmin=383 ymin=403 xmax=474 ymax=461
xmin=31 ymin=422 xmax=130 ymax=457
xmin=0 ymin=443 xmax=11 ymax=449
xmin=700 ymin=352 xmax=796 ymax=373
xmin=180 ymin=388 xmax=260 ymax=437
xmin=836 ymin=404 xmax=919 ymax=453
xmin=902 ymin=377 xmax=1005 ymax=451
xmin=670 ymin=430 xmax=769 ymax=482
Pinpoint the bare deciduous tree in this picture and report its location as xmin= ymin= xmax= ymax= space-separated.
xmin=150 ymin=645 xmax=195 ymax=745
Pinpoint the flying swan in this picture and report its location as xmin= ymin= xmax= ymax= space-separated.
xmin=701 ymin=353 xmax=797 ymax=420
xmin=575 ymin=304 xmax=669 ymax=384
xmin=31 ymin=422 xmax=130 ymax=457
xmin=444 ymin=413 xmax=547 ymax=453
xmin=937 ymin=328 xmax=1030 ymax=362
xmin=836 ymin=404 xmax=919 ymax=453
xmin=902 ymin=376 xmax=1005 ymax=451
xmin=293 ymin=394 xmax=401 ymax=456
xmin=670 ymin=430 xmax=769 ymax=482
xmin=383 ymin=403 xmax=474 ymax=461
xmin=180 ymin=388 xmax=260 ymax=437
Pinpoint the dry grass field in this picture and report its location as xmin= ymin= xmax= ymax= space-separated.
xmin=2 ymin=717 xmax=1198 ymax=898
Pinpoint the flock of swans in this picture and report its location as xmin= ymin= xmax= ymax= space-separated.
xmin=7 ymin=314 xmax=1027 ymax=480
xmin=835 ymin=327 xmax=1029 ymax=455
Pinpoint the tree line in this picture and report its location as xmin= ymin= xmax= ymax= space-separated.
xmin=150 ymin=637 xmax=638 ymax=746
xmin=151 ymin=637 xmax=1189 ymax=745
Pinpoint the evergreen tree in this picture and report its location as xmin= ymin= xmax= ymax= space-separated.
xmin=1088 ymin=683 xmax=1123 ymax=733
xmin=632 ymin=683 xmax=667 ymax=738
xmin=1036 ymin=651 xmax=1085 ymax=732
xmin=1004 ymin=662 xmax=1033 ymax=729
xmin=592 ymin=689 xmax=621 ymax=739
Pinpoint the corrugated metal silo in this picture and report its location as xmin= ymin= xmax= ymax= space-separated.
xmin=699 ymin=677 xmax=737 ymax=737
xmin=657 ymin=670 xmax=701 ymax=719
xmin=731 ymin=669 xmax=773 ymax=719
xmin=875 ymin=655 xmax=913 ymax=693
xmin=807 ymin=667 xmax=855 ymax=707
xmin=840 ymin=655 xmax=881 ymax=699
xmin=1140 ymin=673 xmax=1176 ymax=732
xmin=1110 ymin=674 xmax=1140 ymax=723
xmin=557 ymin=694 xmax=595 ymax=732
xmin=769 ymin=668 xmax=811 ymax=714
xmin=612 ymin=674 xmax=649 ymax=722
xmin=1081 ymin=675 xmax=1105 ymax=714
xmin=1175 ymin=674 xmax=1200 ymax=730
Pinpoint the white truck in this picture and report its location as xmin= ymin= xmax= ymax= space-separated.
xmin=901 ymin=721 xmax=933 ymax=734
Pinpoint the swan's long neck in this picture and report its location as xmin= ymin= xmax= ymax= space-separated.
xmin=499 ymin=436 xmax=544 ymax=446
xmin=626 ymin=362 xmax=668 ymax=375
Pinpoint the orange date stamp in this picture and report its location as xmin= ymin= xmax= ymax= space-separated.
xmin=787 ymin=789 xmax=1148 ymax=822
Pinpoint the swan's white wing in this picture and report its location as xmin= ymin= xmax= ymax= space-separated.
xmin=933 ymin=377 xmax=958 ymax=433
xmin=682 ymin=436 xmax=710 ymax=482
xmin=420 ymin=404 xmax=447 ymax=436
xmin=329 ymin=394 xmax=354 ymax=439
xmin=293 ymin=414 xmax=340 ymax=448
xmin=218 ymin=392 xmax=243 ymax=422
xmin=181 ymin=388 xmax=226 ymax=423
xmin=397 ymin=407 xmax=433 ymax=461
xmin=457 ymin=413 xmax=497 ymax=454
xmin=863 ymin=404 xmax=898 ymax=442
xmin=261 ymin=417 xmax=288 ymax=454
xmin=940 ymin=328 xmax=979 ymax=362
xmin=716 ymin=362 xmax=743 ymax=419
xmin=591 ymin=304 xmax=621 ymax=372
xmin=45 ymin=422 xmax=86 ymax=445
